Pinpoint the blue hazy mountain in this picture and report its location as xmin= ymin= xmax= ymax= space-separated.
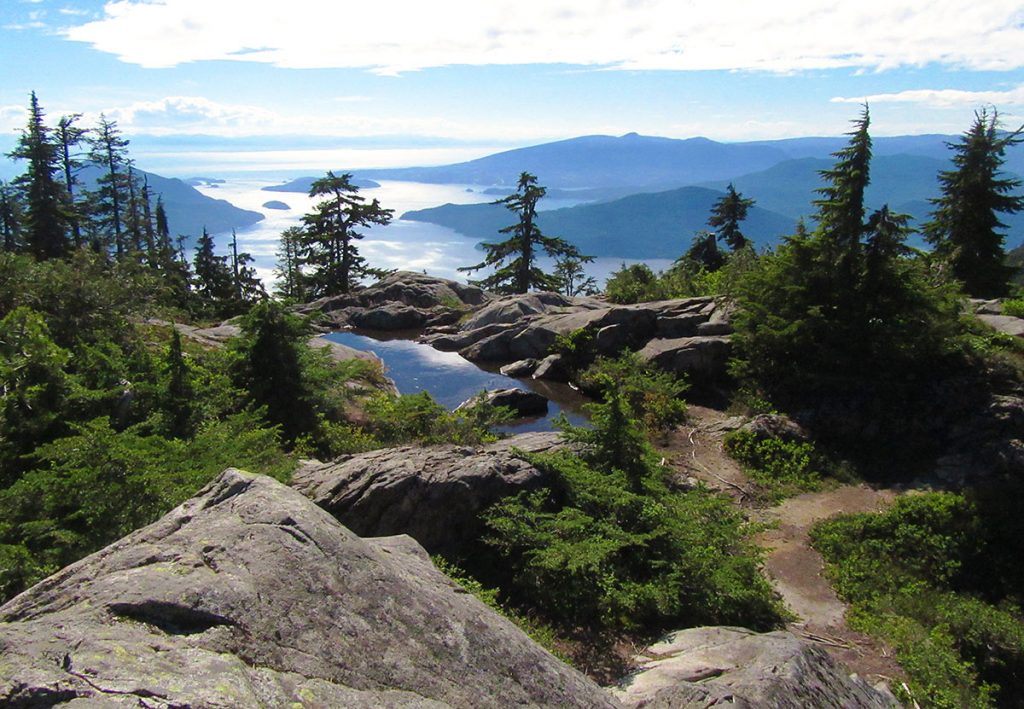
xmin=262 ymin=176 xmax=381 ymax=193
xmin=77 ymin=165 xmax=264 ymax=239
xmin=403 ymin=186 xmax=797 ymax=259
xmin=357 ymin=133 xmax=790 ymax=190
xmin=704 ymin=155 xmax=1024 ymax=248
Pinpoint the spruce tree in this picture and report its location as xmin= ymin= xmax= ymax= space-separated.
xmin=162 ymin=328 xmax=195 ymax=439
xmin=301 ymin=171 xmax=392 ymax=296
xmin=55 ymin=114 xmax=88 ymax=248
xmin=0 ymin=181 xmax=22 ymax=252
xmin=924 ymin=109 xmax=1023 ymax=298
xmin=87 ymin=115 xmax=131 ymax=258
xmin=192 ymin=228 xmax=234 ymax=311
xmin=708 ymin=184 xmax=755 ymax=251
xmin=460 ymin=172 xmax=588 ymax=294
xmin=684 ymin=230 xmax=726 ymax=271
xmin=7 ymin=92 xmax=68 ymax=260
xmin=274 ymin=226 xmax=306 ymax=301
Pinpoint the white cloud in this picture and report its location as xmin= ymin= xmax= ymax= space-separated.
xmin=832 ymin=84 xmax=1024 ymax=108
xmin=102 ymin=96 xmax=282 ymax=136
xmin=0 ymin=105 xmax=28 ymax=133
xmin=64 ymin=0 xmax=1024 ymax=74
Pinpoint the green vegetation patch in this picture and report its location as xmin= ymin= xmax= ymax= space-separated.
xmin=811 ymin=490 xmax=1024 ymax=707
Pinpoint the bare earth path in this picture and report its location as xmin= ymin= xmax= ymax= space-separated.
xmin=660 ymin=405 xmax=905 ymax=686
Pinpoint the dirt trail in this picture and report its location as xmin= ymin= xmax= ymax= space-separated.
xmin=661 ymin=405 xmax=905 ymax=685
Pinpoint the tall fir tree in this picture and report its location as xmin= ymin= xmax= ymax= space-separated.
xmin=7 ymin=92 xmax=68 ymax=259
xmin=87 ymin=114 xmax=131 ymax=258
xmin=0 ymin=180 xmax=22 ymax=252
xmin=707 ymin=184 xmax=755 ymax=251
xmin=192 ymin=228 xmax=234 ymax=311
xmin=54 ymin=113 xmax=88 ymax=248
xmin=924 ymin=109 xmax=1023 ymax=298
xmin=460 ymin=172 xmax=587 ymax=294
xmin=301 ymin=171 xmax=392 ymax=296
xmin=274 ymin=226 xmax=306 ymax=301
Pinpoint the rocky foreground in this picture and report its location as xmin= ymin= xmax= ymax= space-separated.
xmin=0 ymin=465 xmax=897 ymax=708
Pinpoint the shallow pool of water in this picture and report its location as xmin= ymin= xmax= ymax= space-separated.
xmin=324 ymin=330 xmax=588 ymax=433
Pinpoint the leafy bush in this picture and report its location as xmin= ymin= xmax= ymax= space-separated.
xmin=363 ymin=390 xmax=508 ymax=446
xmin=577 ymin=353 xmax=688 ymax=435
xmin=811 ymin=491 xmax=1024 ymax=707
xmin=724 ymin=428 xmax=825 ymax=502
xmin=482 ymin=385 xmax=784 ymax=633
xmin=1002 ymin=297 xmax=1024 ymax=318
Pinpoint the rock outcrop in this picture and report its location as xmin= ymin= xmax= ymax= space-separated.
xmin=421 ymin=293 xmax=734 ymax=384
xmin=299 ymin=271 xmax=491 ymax=330
xmin=456 ymin=388 xmax=550 ymax=417
xmin=613 ymin=627 xmax=896 ymax=708
xmin=0 ymin=469 xmax=616 ymax=708
xmin=292 ymin=432 xmax=562 ymax=553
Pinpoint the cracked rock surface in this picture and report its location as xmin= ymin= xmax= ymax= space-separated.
xmin=0 ymin=468 xmax=616 ymax=708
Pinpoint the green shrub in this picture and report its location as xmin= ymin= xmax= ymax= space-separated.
xmin=363 ymin=390 xmax=508 ymax=446
xmin=482 ymin=384 xmax=784 ymax=634
xmin=724 ymin=428 xmax=825 ymax=502
xmin=1001 ymin=297 xmax=1024 ymax=318
xmin=578 ymin=353 xmax=688 ymax=435
xmin=811 ymin=492 xmax=1024 ymax=707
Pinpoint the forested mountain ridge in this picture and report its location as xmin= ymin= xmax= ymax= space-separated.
xmin=403 ymin=185 xmax=797 ymax=258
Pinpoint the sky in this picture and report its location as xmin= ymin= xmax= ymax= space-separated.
xmin=3 ymin=0 xmax=1024 ymax=174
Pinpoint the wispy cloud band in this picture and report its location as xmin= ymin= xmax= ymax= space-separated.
xmin=63 ymin=0 xmax=1024 ymax=75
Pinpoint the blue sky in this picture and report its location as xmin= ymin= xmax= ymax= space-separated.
xmin=3 ymin=0 xmax=1024 ymax=169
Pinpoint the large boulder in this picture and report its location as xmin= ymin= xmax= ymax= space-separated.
xmin=292 ymin=432 xmax=563 ymax=553
xmin=0 ymin=469 xmax=616 ymax=708
xmin=636 ymin=336 xmax=732 ymax=380
xmin=613 ymin=627 xmax=896 ymax=708
xmin=457 ymin=388 xmax=550 ymax=418
xmin=301 ymin=271 xmax=490 ymax=330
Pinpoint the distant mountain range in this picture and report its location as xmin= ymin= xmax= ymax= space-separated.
xmin=76 ymin=165 xmax=264 ymax=241
xmin=393 ymin=133 xmax=1024 ymax=252
xmin=262 ymin=176 xmax=381 ymax=193
xmin=404 ymin=186 xmax=797 ymax=259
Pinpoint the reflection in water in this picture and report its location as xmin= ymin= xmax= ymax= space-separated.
xmin=324 ymin=330 xmax=588 ymax=433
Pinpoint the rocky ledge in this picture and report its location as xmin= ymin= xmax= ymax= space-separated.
xmin=613 ymin=626 xmax=896 ymax=708
xmin=0 ymin=468 xmax=613 ymax=708
xmin=422 ymin=290 xmax=735 ymax=383
xmin=297 ymin=271 xmax=491 ymax=330
xmin=292 ymin=431 xmax=562 ymax=553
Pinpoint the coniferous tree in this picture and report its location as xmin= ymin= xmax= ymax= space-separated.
xmin=162 ymin=328 xmax=195 ymax=439
xmin=274 ymin=226 xmax=306 ymax=301
xmin=684 ymin=230 xmax=726 ymax=271
xmin=924 ymin=108 xmax=1023 ymax=298
xmin=300 ymin=171 xmax=392 ymax=296
xmin=0 ymin=181 xmax=23 ymax=252
xmin=732 ymin=108 xmax=961 ymax=457
xmin=554 ymin=255 xmax=598 ymax=296
xmin=460 ymin=172 xmax=588 ymax=294
xmin=192 ymin=228 xmax=234 ymax=311
xmin=229 ymin=229 xmax=266 ymax=306
xmin=708 ymin=184 xmax=755 ymax=251
xmin=87 ymin=115 xmax=130 ymax=257
xmin=55 ymin=114 xmax=88 ymax=248
xmin=7 ymin=92 xmax=68 ymax=260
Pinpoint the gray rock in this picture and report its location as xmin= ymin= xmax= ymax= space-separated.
xmin=301 ymin=272 xmax=489 ymax=330
xmin=0 ymin=469 xmax=614 ymax=709
xmin=978 ymin=313 xmax=1024 ymax=338
xmin=533 ymin=353 xmax=570 ymax=382
xmin=613 ymin=627 xmax=895 ymax=709
xmin=461 ymin=291 xmax=589 ymax=330
xmin=348 ymin=302 xmax=428 ymax=330
xmin=292 ymin=433 xmax=563 ymax=552
xmin=637 ymin=336 xmax=732 ymax=380
xmin=457 ymin=388 xmax=549 ymax=417
xmin=501 ymin=358 xmax=540 ymax=377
